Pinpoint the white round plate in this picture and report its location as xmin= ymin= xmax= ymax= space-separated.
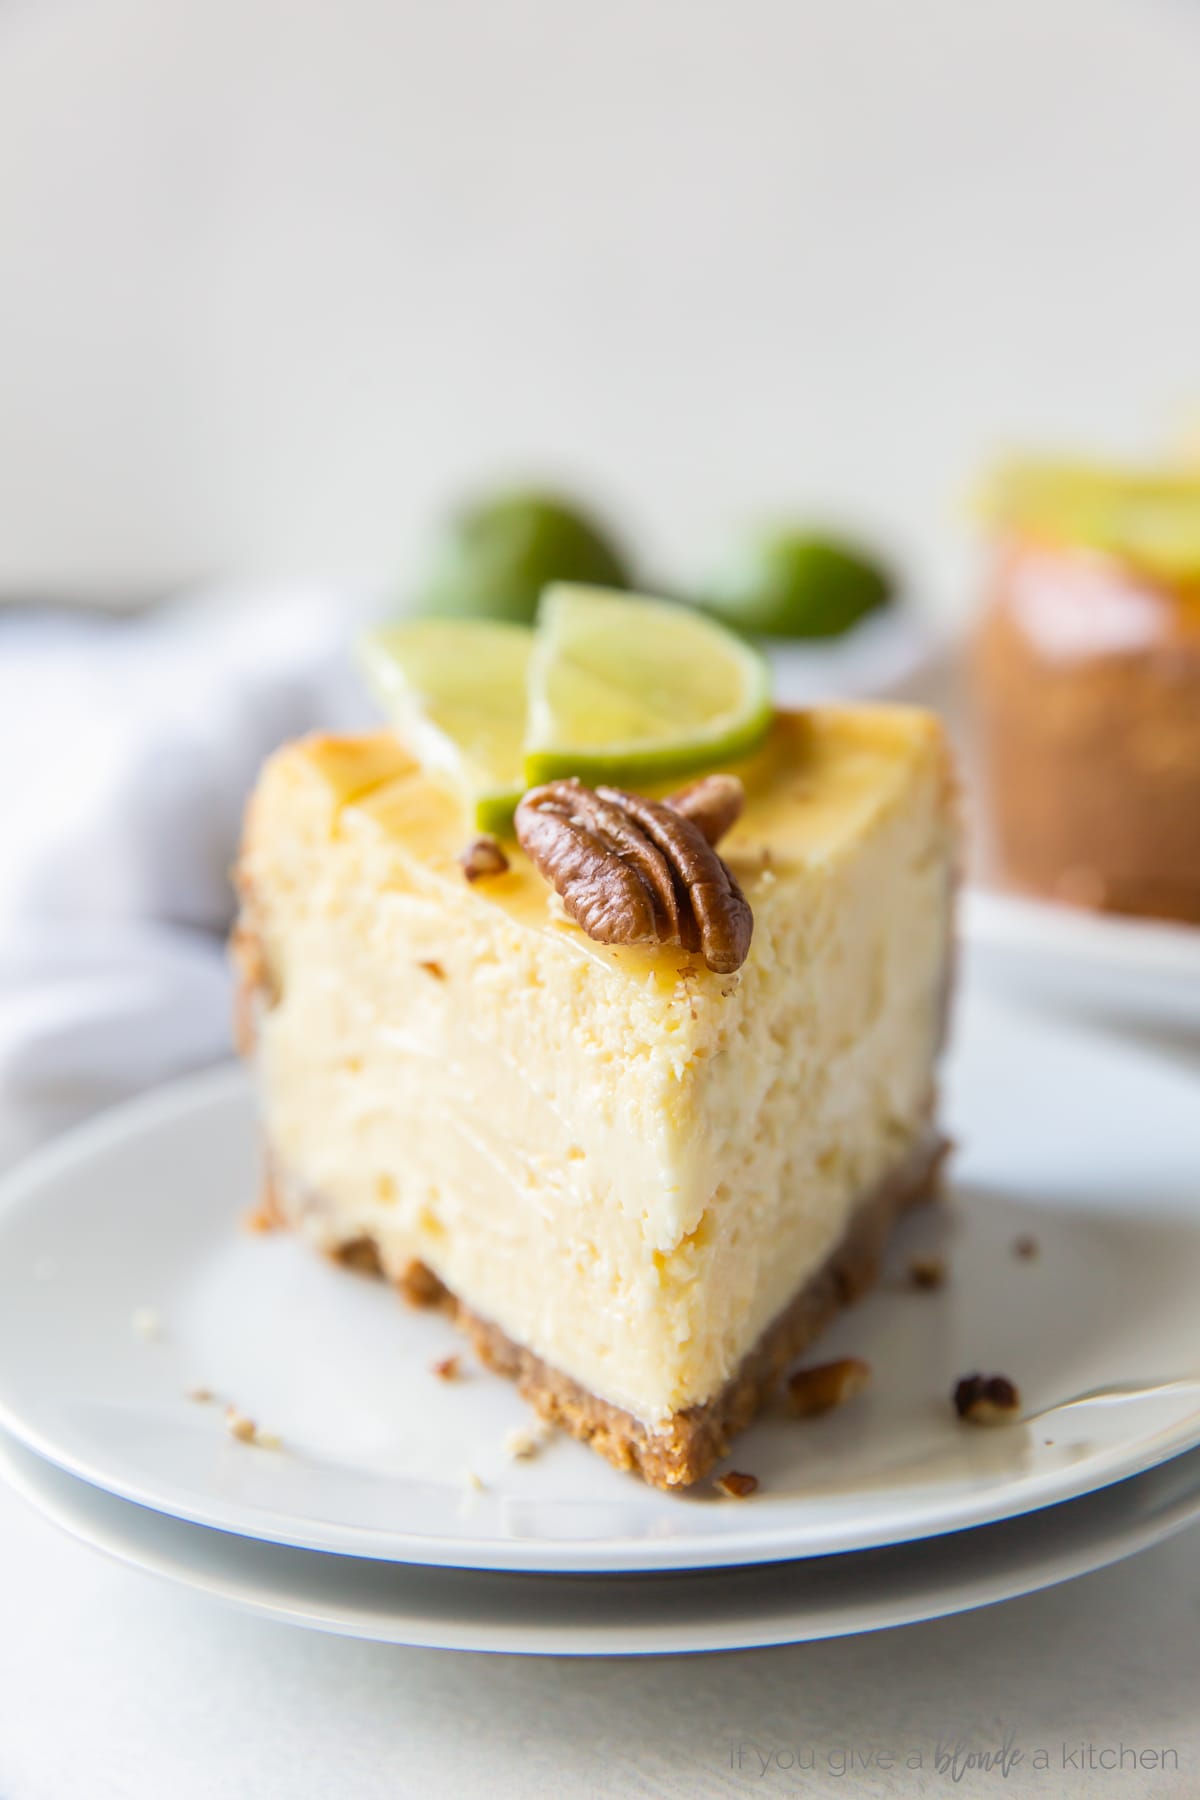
xmin=2 ymin=986 xmax=1200 ymax=1574
xmin=963 ymin=887 xmax=1200 ymax=1035
xmin=4 ymin=1427 xmax=1200 ymax=1654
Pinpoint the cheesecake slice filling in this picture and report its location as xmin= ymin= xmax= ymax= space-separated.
xmin=235 ymin=707 xmax=957 ymax=1488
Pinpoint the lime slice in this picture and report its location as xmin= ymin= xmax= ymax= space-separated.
xmin=356 ymin=619 xmax=531 ymax=832
xmin=525 ymin=586 xmax=772 ymax=787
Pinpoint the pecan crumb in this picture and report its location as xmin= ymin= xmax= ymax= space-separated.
xmin=460 ymin=836 xmax=510 ymax=882
xmin=909 ymin=1254 xmax=947 ymax=1291
xmin=1013 ymin=1234 xmax=1039 ymax=1260
xmin=665 ymin=773 xmax=744 ymax=846
xmin=787 ymin=1356 xmax=872 ymax=1417
xmin=715 ymin=1470 xmax=759 ymax=1499
xmin=514 ymin=778 xmax=753 ymax=972
xmin=243 ymin=1204 xmax=278 ymax=1235
xmin=954 ymin=1372 xmax=1021 ymax=1426
xmin=431 ymin=1354 xmax=462 ymax=1382
xmin=186 ymin=1386 xmax=215 ymax=1405
xmin=418 ymin=959 xmax=446 ymax=980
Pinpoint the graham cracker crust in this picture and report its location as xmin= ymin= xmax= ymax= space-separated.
xmin=261 ymin=1134 xmax=946 ymax=1491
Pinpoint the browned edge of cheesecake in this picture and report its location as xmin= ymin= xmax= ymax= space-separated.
xmin=259 ymin=1132 xmax=947 ymax=1492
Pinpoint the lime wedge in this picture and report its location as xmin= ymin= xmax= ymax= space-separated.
xmin=525 ymin=586 xmax=772 ymax=787
xmin=356 ymin=619 xmax=531 ymax=833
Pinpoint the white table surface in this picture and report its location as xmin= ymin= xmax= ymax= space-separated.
xmin=2 ymin=1034 xmax=1199 ymax=1800
xmin=0 ymin=1476 xmax=1197 ymax=1800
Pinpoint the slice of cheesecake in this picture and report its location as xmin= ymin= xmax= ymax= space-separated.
xmin=234 ymin=706 xmax=957 ymax=1489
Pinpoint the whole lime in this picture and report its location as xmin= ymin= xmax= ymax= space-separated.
xmin=413 ymin=490 xmax=631 ymax=626
xmin=701 ymin=529 xmax=894 ymax=639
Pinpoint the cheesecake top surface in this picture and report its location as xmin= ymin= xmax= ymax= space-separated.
xmin=261 ymin=705 xmax=950 ymax=974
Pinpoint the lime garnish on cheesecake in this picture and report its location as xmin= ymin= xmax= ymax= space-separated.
xmin=356 ymin=618 xmax=531 ymax=834
xmin=358 ymin=587 xmax=773 ymax=828
xmin=523 ymin=585 xmax=772 ymax=787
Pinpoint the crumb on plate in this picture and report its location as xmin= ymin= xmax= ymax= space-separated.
xmin=715 ymin=1470 xmax=759 ymax=1499
xmin=908 ymin=1254 xmax=946 ymax=1290
xmin=953 ymin=1372 xmax=1021 ymax=1426
xmin=787 ymin=1356 xmax=872 ymax=1418
xmin=225 ymin=1404 xmax=282 ymax=1449
xmin=504 ymin=1418 xmax=555 ymax=1461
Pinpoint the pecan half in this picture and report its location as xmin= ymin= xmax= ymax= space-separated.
xmin=514 ymin=778 xmax=753 ymax=972
xmin=665 ymin=773 xmax=744 ymax=846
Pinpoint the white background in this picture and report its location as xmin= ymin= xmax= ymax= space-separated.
xmin=0 ymin=0 xmax=1198 ymax=602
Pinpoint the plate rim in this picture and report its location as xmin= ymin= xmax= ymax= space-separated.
xmin=962 ymin=885 xmax=1200 ymax=980
xmin=4 ymin=1426 xmax=1200 ymax=1654
xmin=3 ymin=1023 xmax=1200 ymax=1575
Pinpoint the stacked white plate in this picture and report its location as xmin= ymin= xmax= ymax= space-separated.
xmin=962 ymin=889 xmax=1200 ymax=1036
xmin=2 ymin=980 xmax=1199 ymax=1655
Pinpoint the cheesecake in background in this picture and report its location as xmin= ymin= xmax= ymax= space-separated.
xmin=972 ymin=459 xmax=1200 ymax=925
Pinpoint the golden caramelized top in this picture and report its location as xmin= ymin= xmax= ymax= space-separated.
xmin=292 ymin=707 xmax=951 ymax=946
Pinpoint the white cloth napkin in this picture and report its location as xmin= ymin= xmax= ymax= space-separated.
xmin=0 ymin=586 xmax=373 ymax=1136
xmin=0 ymin=587 xmax=934 ymax=1149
